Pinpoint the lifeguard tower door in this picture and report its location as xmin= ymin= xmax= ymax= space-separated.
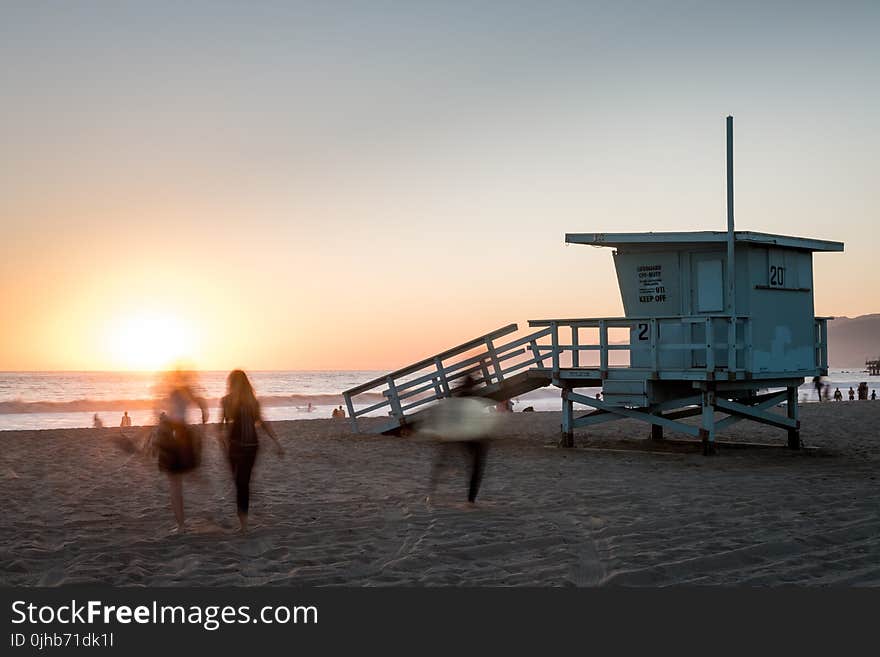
xmin=690 ymin=252 xmax=725 ymax=368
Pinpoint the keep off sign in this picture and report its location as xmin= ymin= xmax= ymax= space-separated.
xmin=637 ymin=264 xmax=667 ymax=303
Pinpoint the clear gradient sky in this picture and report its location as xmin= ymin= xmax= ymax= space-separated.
xmin=2 ymin=1 xmax=877 ymax=371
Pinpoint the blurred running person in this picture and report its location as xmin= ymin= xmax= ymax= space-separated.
xmin=150 ymin=369 xmax=208 ymax=533
xmin=421 ymin=375 xmax=497 ymax=506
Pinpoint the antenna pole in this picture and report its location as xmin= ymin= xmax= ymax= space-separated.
xmin=726 ymin=115 xmax=737 ymax=370
xmin=726 ymin=115 xmax=736 ymax=317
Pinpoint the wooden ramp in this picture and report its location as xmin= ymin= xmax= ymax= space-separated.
xmin=388 ymin=370 xmax=553 ymax=436
xmin=479 ymin=369 xmax=552 ymax=401
xmin=342 ymin=324 xmax=555 ymax=434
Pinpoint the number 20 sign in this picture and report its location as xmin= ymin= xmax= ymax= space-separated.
xmin=769 ymin=263 xmax=786 ymax=288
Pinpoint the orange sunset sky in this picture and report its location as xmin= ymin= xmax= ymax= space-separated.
xmin=1 ymin=2 xmax=877 ymax=372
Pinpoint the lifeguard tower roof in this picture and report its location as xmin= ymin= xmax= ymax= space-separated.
xmin=566 ymin=231 xmax=843 ymax=252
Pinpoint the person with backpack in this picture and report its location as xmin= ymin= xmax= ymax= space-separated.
xmin=219 ymin=370 xmax=284 ymax=532
xmin=149 ymin=369 xmax=209 ymax=533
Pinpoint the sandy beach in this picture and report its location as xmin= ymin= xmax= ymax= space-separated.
xmin=1 ymin=402 xmax=879 ymax=586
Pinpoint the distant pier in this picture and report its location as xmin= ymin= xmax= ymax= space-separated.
xmin=867 ymin=358 xmax=880 ymax=376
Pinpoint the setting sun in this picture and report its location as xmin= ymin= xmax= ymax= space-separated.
xmin=105 ymin=313 xmax=195 ymax=371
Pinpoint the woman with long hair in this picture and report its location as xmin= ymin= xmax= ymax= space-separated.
xmin=219 ymin=369 xmax=284 ymax=532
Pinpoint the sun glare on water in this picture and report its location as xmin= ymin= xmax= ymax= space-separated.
xmin=106 ymin=313 xmax=195 ymax=371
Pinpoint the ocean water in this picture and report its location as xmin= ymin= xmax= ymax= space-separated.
xmin=0 ymin=371 xmax=384 ymax=431
xmin=0 ymin=369 xmax=877 ymax=431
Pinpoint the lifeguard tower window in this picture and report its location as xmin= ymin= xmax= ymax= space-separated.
xmin=696 ymin=259 xmax=723 ymax=312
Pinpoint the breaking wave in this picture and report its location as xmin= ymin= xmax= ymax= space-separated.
xmin=0 ymin=393 xmax=388 ymax=415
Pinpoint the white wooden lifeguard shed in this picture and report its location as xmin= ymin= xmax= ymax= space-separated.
xmin=343 ymin=117 xmax=844 ymax=454
xmin=548 ymin=229 xmax=842 ymax=450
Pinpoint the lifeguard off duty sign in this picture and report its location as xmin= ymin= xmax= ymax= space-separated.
xmin=637 ymin=264 xmax=666 ymax=303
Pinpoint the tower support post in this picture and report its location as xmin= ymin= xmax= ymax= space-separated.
xmin=560 ymin=388 xmax=574 ymax=448
xmin=787 ymin=385 xmax=801 ymax=449
xmin=701 ymin=389 xmax=716 ymax=455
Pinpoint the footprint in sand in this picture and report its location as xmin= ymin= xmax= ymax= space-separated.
xmin=37 ymin=567 xmax=67 ymax=586
xmin=186 ymin=519 xmax=228 ymax=535
xmin=240 ymin=536 xmax=273 ymax=557
xmin=425 ymin=498 xmax=499 ymax=511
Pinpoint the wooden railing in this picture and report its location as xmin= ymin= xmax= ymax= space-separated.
xmin=344 ymin=315 xmax=832 ymax=432
xmin=342 ymin=324 xmax=553 ymax=432
xmin=815 ymin=316 xmax=830 ymax=374
xmin=527 ymin=315 xmax=753 ymax=376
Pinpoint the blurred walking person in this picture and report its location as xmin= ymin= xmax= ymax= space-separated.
xmin=219 ymin=370 xmax=284 ymax=533
xmin=421 ymin=375 xmax=497 ymax=506
xmin=813 ymin=376 xmax=824 ymax=402
xmin=149 ymin=369 xmax=208 ymax=533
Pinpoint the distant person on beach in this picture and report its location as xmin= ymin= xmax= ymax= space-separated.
xmin=149 ymin=369 xmax=209 ymax=533
xmin=332 ymin=405 xmax=345 ymax=419
xmin=93 ymin=414 xmax=103 ymax=428
xmin=858 ymin=382 xmax=868 ymax=400
xmin=145 ymin=412 xmax=168 ymax=450
xmin=120 ymin=411 xmax=132 ymax=428
xmin=833 ymin=388 xmax=843 ymax=402
xmin=872 ymin=390 xmax=877 ymax=401
xmin=813 ymin=376 xmax=824 ymax=402
xmin=421 ymin=375 xmax=496 ymax=506
xmin=849 ymin=387 xmax=855 ymax=401
xmin=219 ymin=369 xmax=284 ymax=533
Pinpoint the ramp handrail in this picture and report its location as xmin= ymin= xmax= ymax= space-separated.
xmin=344 ymin=324 xmax=517 ymax=397
xmin=342 ymin=324 xmax=553 ymax=432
